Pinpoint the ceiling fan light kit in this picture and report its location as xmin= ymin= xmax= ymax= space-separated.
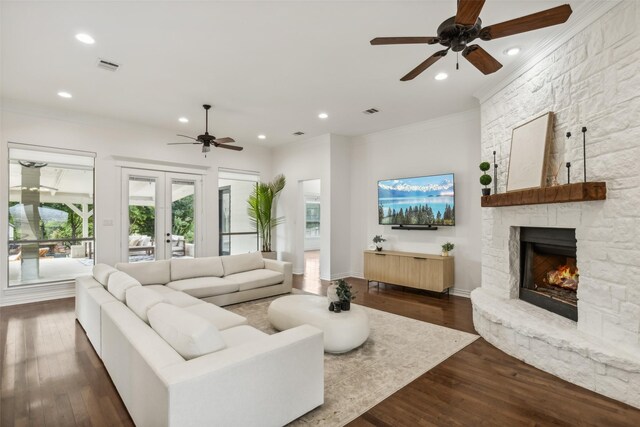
xmin=168 ymin=104 xmax=243 ymax=157
xmin=371 ymin=1 xmax=572 ymax=80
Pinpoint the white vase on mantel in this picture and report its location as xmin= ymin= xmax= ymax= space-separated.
xmin=441 ymin=251 xmax=449 ymax=257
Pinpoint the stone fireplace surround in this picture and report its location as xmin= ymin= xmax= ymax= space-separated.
xmin=472 ymin=1 xmax=640 ymax=409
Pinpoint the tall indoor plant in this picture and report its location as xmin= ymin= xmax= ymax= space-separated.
xmin=247 ymin=174 xmax=286 ymax=257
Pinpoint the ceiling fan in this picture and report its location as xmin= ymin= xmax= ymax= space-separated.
xmin=168 ymin=104 xmax=243 ymax=156
xmin=370 ymin=1 xmax=572 ymax=80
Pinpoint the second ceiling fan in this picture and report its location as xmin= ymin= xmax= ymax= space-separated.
xmin=169 ymin=104 xmax=243 ymax=156
xmin=370 ymin=0 xmax=572 ymax=80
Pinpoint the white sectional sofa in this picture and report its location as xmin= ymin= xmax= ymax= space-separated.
xmin=75 ymin=253 xmax=324 ymax=427
xmin=115 ymin=252 xmax=292 ymax=306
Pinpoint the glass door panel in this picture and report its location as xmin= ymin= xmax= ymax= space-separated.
xmin=127 ymin=175 xmax=160 ymax=262
xmin=170 ymin=178 xmax=197 ymax=258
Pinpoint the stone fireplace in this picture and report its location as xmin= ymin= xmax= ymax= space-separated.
xmin=519 ymin=227 xmax=578 ymax=321
xmin=471 ymin=1 xmax=640 ymax=410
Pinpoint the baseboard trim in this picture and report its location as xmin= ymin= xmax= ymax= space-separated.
xmin=1 ymin=282 xmax=75 ymax=306
xmin=450 ymin=288 xmax=472 ymax=298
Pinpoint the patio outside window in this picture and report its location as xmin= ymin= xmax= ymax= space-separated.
xmin=7 ymin=145 xmax=95 ymax=286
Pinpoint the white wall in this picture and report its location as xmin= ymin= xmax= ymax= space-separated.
xmin=349 ymin=109 xmax=482 ymax=296
xmin=272 ymin=135 xmax=330 ymax=279
xmin=329 ymin=135 xmax=352 ymax=279
xmin=0 ymin=101 xmax=271 ymax=304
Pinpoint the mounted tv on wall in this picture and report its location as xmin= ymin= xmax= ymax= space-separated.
xmin=378 ymin=173 xmax=455 ymax=226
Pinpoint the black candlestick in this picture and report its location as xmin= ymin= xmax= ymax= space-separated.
xmin=582 ymin=127 xmax=587 ymax=182
xmin=493 ymin=150 xmax=497 ymax=194
xmin=566 ymin=162 xmax=571 ymax=184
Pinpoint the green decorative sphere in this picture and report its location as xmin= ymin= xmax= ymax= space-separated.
xmin=479 ymin=161 xmax=491 ymax=172
xmin=480 ymin=174 xmax=492 ymax=186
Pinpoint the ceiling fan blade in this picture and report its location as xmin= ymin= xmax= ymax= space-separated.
xmin=455 ymin=0 xmax=486 ymax=26
xmin=370 ymin=37 xmax=439 ymax=45
xmin=462 ymin=45 xmax=503 ymax=75
xmin=400 ymin=49 xmax=448 ymax=81
xmin=168 ymin=142 xmax=200 ymax=145
xmin=177 ymin=134 xmax=199 ymax=141
xmin=480 ymin=4 xmax=572 ymax=41
xmin=214 ymin=137 xmax=235 ymax=144
xmin=217 ymin=144 xmax=243 ymax=151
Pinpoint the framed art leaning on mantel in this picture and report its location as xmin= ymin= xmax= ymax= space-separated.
xmin=506 ymin=111 xmax=554 ymax=192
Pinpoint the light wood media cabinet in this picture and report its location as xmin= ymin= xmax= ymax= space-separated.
xmin=363 ymin=250 xmax=454 ymax=293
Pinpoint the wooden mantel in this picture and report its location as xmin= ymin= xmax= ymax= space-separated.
xmin=481 ymin=182 xmax=606 ymax=208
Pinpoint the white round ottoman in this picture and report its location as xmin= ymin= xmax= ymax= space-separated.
xmin=268 ymin=295 xmax=370 ymax=353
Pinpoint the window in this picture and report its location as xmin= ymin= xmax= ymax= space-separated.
xmin=305 ymin=197 xmax=320 ymax=238
xmin=8 ymin=144 xmax=95 ymax=286
xmin=218 ymin=169 xmax=259 ymax=255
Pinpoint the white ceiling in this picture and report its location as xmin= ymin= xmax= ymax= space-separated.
xmin=1 ymin=1 xmax=581 ymax=146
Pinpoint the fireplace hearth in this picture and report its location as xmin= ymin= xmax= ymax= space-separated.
xmin=520 ymin=227 xmax=578 ymax=321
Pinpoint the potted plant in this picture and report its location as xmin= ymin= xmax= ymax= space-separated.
xmin=372 ymin=235 xmax=386 ymax=251
xmin=441 ymin=242 xmax=454 ymax=257
xmin=480 ymin=162 xmax=492 ymax=196
xmin=334 ymin=279 xmax=356 ymax=311
xmin=247 ymin=174 xmax=286 ymax=259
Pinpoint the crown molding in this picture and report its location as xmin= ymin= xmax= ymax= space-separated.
xmin=474 ymin=0 xmax=622 ymax=104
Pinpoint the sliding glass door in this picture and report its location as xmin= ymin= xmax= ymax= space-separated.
xmin=122 ymin=168 xmax=201 ymax=262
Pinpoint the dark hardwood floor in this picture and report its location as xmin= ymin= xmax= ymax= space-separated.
xmin=2 ymin=272 xmax=639 ymax=426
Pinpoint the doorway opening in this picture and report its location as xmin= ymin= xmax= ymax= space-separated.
xmin=302 ymin=179 xmax=321 ymax=283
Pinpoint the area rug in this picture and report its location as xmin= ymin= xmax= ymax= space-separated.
xmin=227 ymin=294 xmax=478 ymax=426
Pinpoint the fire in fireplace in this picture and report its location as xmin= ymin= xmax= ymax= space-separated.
xmin=520 ymin=227 xmax=578 ymax=321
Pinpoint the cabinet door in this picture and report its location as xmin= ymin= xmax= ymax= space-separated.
xmin=418 ymin=259 xmax=445 ymax=291
xmin=364 ymin=252 xmax=392 ymax=282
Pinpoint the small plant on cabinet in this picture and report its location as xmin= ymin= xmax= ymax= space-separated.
xmin=372 ymin=235 xmax=386 ymax=251
xmin=441 ymin=242 xmax=454 ymax=257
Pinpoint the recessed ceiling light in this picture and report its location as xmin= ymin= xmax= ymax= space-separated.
xmin=318 ymin=113 xmax=328 ymax=119
xmin=505 ymin=47 xmax=520 ymax=56
xmin=75 ymin=33 xmax=95 ymax=45
xmin=434 ymin=72 xmax=448 ymax=81
xmin=178 ymin=117 xmax=189 ymax=123
xmin=258 ymin=134 xmax=266 ymax=140
xmin=57 ymin=91 xmax=72 ymax=98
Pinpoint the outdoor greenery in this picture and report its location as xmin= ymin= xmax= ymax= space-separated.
xmin=247 ymin=174 xmax=286 ymax=252
xmin=128 ymin=195 xmax=195 ymax=242
xmin=8 ymin=201 xmax=94 ymax=243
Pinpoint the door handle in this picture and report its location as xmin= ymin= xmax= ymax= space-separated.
xmin=166 ymin=233 xmax=171 ymax=237
xmin=166 ymin=239 xmax=171 ymax=243
xmin=413 ymin=257 xmax=426 ymax=260
xmin=375 ymin=253 xmax=386 ymax=256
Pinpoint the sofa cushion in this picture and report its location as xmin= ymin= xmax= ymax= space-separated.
xmin=148 ymin=303 xmax=226 ymax=360
xmin=220 ymin=325 xmax=268 ymax=348
xmin=166 ymin=277 xmax=239 ymax=298
xmin=183 ymin=303 xmax=248 ymax=331
xmin=223 ymin=269 xmax=285 ymax=291
xmin=107 ymin=271 xmax=142 ymax=302
xmin=126 ymin=286 xmax=164 ymax=323
xmin=170 ymin=257 xmax=224 ymax=281
xmin=115 ymin=260 xmax=170 ymax=285
xmin=221 ymin=252 xmax=264 ymax=276
xmin=93 ymin=264 xmax=118 ymax=287
xmin=144 ymin=285 xmax=204 ymax=307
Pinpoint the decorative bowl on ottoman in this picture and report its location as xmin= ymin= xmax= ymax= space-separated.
xmin=268 ymin=295 xmax=370 ymax=353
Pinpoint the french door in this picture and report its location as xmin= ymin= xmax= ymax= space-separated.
xmin=121 ymin=168 xmax=202 ymax=262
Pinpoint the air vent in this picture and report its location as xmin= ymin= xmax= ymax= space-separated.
xmin=97 ymin=58 xmax=120 ymax=71
xmin=293 ymin=131 xmax=305 ymax=136
xmin=363 ymin=108 xmax=380 ymax=115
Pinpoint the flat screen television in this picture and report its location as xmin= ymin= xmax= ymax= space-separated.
xmin=378 ymin=173 xmax=455 ymax=226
